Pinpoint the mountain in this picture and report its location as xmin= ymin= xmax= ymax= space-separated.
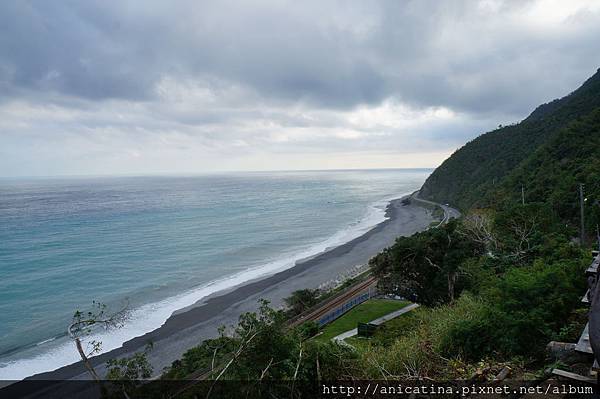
xmin=499 ymin=107 xmax=600 ymax=231
xmin=420 ymin=68 xmax=600 ymax=214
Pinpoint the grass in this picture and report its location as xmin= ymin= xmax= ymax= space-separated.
xmin=368 ymin=306 xmax=424 ymax=346
xmin=344 ymin=336 xmax=369 ymax=350
xmin=313 ymin=299 xmax=409 ymax=343
xmin=344 ymin=305 xmax=423 ymax=350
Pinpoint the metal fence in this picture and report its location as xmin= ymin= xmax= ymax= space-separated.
xmin=317 ymin=286 xmax=377 ymax=326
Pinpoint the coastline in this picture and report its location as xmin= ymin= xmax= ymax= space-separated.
xmin=21 ymin=195 xmax=435 ymax=382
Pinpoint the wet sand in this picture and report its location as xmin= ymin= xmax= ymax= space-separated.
xmin=26 ymin=196 xmax=434 ymax=381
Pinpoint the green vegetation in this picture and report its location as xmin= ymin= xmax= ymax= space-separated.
xmin=68 ymin=301 xmax=129 ymax=382
xmin=427 ymin=205 xmax=445 ymax=227
xmin=106 ymin=344 xmax=153 ymax=380
xmin=157 ymin=300 xmax=359 ymax=397
xmin=287 ymin=269 xmax=372 ymax=316
xmin=105 ymin=343 xmax=154 ymax=396
xmin=431 ymin=204 xmax=445 ymax=221
xmin=420 ymin=67 xmax=600 ymax=232
xmin=313 ymin=299 xmax=408 ymax=342
xmin=369 ymin=202 xmax=588 ymax=366
xmin=499 ymin=108 xmax=600 ymax=234
xmin=121 ymin=68 xmax=600 ymax=397
xmin=366 ymin=306 xmax=424 ymax=347
xmin=362 ymin=69 xmax=600 ymax=379
xmin=372 ymin=219 xmax=483 ymax=305
xmin=283 ymin=288 xmax=319 ymax=317
xmin=358 ymin=295 xmax=493 ymax=379
xmin=134 ymin=212 xmax=589 ymax=394
xmin=344 ymin=306 xmax=422 ymax=349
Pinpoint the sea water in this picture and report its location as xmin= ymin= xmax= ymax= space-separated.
xmin=0 ymin=169 xmax=431 ymax=379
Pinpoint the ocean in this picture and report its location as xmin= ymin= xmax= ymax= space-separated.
xmin=0 ymin=169 xmax=431 ymax=380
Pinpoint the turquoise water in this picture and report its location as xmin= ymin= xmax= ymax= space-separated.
xmin=0 ymin=169 xmax=431 ymax=379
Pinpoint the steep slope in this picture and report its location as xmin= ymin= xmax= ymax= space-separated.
xmin=420 ymin=68 xmax=600 ymax=210
xmin=499 ymin=108 xmax=600 ymax=231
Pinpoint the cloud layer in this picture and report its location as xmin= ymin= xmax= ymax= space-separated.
xmin=1 ymin=0 xmax=600 ymax=176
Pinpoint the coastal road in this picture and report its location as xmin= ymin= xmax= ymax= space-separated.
xmin=410 ymin=192 xmax=461 ymax=226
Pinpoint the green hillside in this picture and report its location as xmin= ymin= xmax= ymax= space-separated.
xmin=499 ymin=108 xmax=600 ymax=234
xmin=420 ymin=68 xmax=600 ymax=213
xmin=125 ymin=70 xmax=600 ymax=396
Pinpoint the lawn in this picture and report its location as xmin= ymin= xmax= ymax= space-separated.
xmin=313 ymin=299 xmax=409 ymax=343
xmin=345 ymin=306 xmax=424 ymax=349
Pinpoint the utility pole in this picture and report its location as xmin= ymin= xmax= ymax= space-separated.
xmin=521 ymin=184 xmax=525 ymax=205
xmin=580 ymin=183 xmax=586 ymax=245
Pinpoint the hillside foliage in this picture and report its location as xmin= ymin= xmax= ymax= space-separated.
xmin=122 ymin=69 xmax=600 ymax=397
xmin=420 ymin=68 xmax=600 ymax=231
xmin=497 ymin=108 xmax=600 ymax=235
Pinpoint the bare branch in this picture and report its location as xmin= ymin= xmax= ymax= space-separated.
xmin=67 ymin=301 xmax=130 ymax=382
xmin=292 ymin=345 xmax=303 ymax=381
xmin=259 ymin=358 xmax=274 ymax=381
xmin=206 ymin=330 xmax=259 ymax=398
xmin=424 ymin=256 xmax=442 ymax=271
xmin=459 ymin=212 xmax=498 ymax=251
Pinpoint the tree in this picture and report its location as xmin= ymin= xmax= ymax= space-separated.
xmin=459 ymin=210 xmax=499 ymax=254
xmin=492 ymin=203 xmax=557 ymax=263
xmin=106 ymin=343 xmax=153 ymax=380
xmin=371 ymin=220 xmax=483 ymax=305
xmin=284 ymin=289 xmax=319 ymax=316
xmin=68 ymin=301 xmax=129 ymax=381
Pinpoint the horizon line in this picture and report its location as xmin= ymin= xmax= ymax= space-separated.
xmin=0 ymin=167 xmax=436 ymax=180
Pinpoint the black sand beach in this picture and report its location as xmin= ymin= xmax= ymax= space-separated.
xmin=25 ymin=196 xmax=435 ymax=382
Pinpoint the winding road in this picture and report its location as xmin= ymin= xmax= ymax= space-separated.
xmin=410 ymin=192 xmax=461 ymax=226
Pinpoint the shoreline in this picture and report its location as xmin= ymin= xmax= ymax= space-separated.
xmin=0 ymin=192 xmax=390 ymax=371
xmin=20 ymin=194 xmax=435 ymax=382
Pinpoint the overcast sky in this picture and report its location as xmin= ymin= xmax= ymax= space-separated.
xmin=1 ymin=0 xmax=599 ymax=177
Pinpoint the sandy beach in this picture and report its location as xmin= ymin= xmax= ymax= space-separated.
xmin=25 ymin=196 xmax=435 ymax=382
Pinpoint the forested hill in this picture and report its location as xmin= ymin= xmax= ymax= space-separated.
xmin=420 ymin=68 xmax=600 ymax=212
xmin=498 ymin=108 xmax=600 ymax=233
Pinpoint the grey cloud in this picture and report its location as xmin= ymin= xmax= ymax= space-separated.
xmin=2 ymin=0 xmax=599 ymax=116
xmin=2 ymin=0 xmax=600 ymax=176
